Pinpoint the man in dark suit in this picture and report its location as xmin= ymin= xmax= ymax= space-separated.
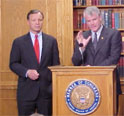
xmin=72 ymin=6 xmax=122 ymax=113
xmin=72 ymin=6 xmax=122 ymax=66
xmin=9 ymin=9 xmax=60 ymax=116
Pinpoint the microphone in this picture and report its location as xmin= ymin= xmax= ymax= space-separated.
xmin=79 ymin=43 xmax=83 ymax=47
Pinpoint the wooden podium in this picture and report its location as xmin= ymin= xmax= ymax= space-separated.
xmin=49 ymin=66 xmax=117 ymax=116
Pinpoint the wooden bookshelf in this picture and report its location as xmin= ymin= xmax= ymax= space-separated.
xmin=73 ymin=6 xmax=124 ymax=30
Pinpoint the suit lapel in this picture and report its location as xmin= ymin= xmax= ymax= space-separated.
xmin=95 ymin=27 xmax=107 ymax=54
xmin=40 ymin=33 xmax=48 ymax=65
xmin=25 ymin=33 xmax=39 ymax=64
xmin=88 ymin=39 xmax=95 ymax=54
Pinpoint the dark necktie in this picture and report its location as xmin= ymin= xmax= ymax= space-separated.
xmin=93 ymin=33 xmax=97 ymax=50
xmin=34 ymin=35 xmax=39 ymax=63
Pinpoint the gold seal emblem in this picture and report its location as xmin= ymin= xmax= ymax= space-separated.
xmin=65 ymin=79 xmax=100 ymax=115
xmin=71 ymin=84 xmax=94 ymax=109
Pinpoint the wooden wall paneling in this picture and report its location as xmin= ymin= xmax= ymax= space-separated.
xmin=0 ymin=83 xmax=17 ymax=115
xmin=63 ymin=0 xmax=73 ymax=65
xmin=56 ymin=0 xmax=73 ymax=65
xmin=0 ymin=71 xmax=17 ymax=82
xmin=62 ymin=0 xmax=73 ymax=65
xmin=43 ymin=0 xmax=57 ymax=36
xmin=1 ymin=0 xmax=30 ymax=71
xmin=56 ymin=0 xmax=63 ymax=64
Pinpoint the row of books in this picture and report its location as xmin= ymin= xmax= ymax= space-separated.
xmin=73 ymin=0 xmax=124 ymax=6
xmin=73 ymin=9 xmax=124 ymax=30
xmin=73 ymin=10 xmax=88 ymax=29
xmin=102 ymin=9 xmax=124 ymax=29
xmin=118 ymin=55 xmax=124 ymax=78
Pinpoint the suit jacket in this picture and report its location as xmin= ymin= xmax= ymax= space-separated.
xmin=72 ymin=26 xmax=122 ymax=66
xmin=72 ymin=26 xmax=122 ymax=94
xmin=9 ymin=32 xmax=60 ymax=101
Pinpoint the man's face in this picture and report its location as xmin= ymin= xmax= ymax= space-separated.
xmin=27 ymin=12 xmax=43 ymax=34
xmin=85 ymin=12 xmax=102 ymax=32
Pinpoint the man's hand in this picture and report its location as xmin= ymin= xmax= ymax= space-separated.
xmin=76 ymin=31 xmax=91 ymax=48
xmin=27 ymin=69 xmax=39 ymax=80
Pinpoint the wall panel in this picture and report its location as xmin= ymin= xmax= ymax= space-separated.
xmin=1 ymin=0 xmax=30 ymax=71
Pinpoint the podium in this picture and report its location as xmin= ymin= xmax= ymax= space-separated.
xmin=49 ymin=66 xmax=117 ymax=116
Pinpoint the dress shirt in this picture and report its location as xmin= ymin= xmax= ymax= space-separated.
xmin=30 ymin=31 xmax=43 ymax=62
xmin=91 ymin=25 xmax=103 ymax=42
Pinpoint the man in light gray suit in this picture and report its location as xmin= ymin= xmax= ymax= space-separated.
xmin=72 ymin=6 xmax=122 ymax=113
xmin=9 ymin=9 xmax=60 ymax=116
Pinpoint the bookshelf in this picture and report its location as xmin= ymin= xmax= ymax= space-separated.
xmin=73 ymin=5 xmax=124 ymax=35
xmin=73 ymin=0 xmax=124 ymax=90
xmin=73 ymin=1 xmax=124 ymax=49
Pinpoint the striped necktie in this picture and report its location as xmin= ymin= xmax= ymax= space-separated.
xmin=93 ymin=32 xmax=97 ymax=50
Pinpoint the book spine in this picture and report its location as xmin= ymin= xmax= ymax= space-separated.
xmin=108 ymin=9 xmax=112 ymax=28
xmin=114 ymin=12 xmax=120 ymax=29
xmin=104 ymin=10 xmax=109 ymax=28
xmin=73 ymin=10 xmax=78 ymax=29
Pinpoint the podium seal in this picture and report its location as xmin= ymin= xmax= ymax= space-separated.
xmin=65 ymin=79 xmax=100 ymax=115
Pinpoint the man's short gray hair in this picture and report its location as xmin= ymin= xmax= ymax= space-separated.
xmin=83 ymin=6 xmax=101 ymax=17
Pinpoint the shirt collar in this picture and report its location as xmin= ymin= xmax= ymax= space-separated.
xmin=30 ymin=31 xmax=42 ymax=39
xmin=91 ymin=24 xmax=103 ymax=35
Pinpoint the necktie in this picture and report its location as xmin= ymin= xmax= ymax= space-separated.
xmin=34 ymin=35 xmax=39 ymax=63
xmin=93 ymin=33 xmax=97 ymax=50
